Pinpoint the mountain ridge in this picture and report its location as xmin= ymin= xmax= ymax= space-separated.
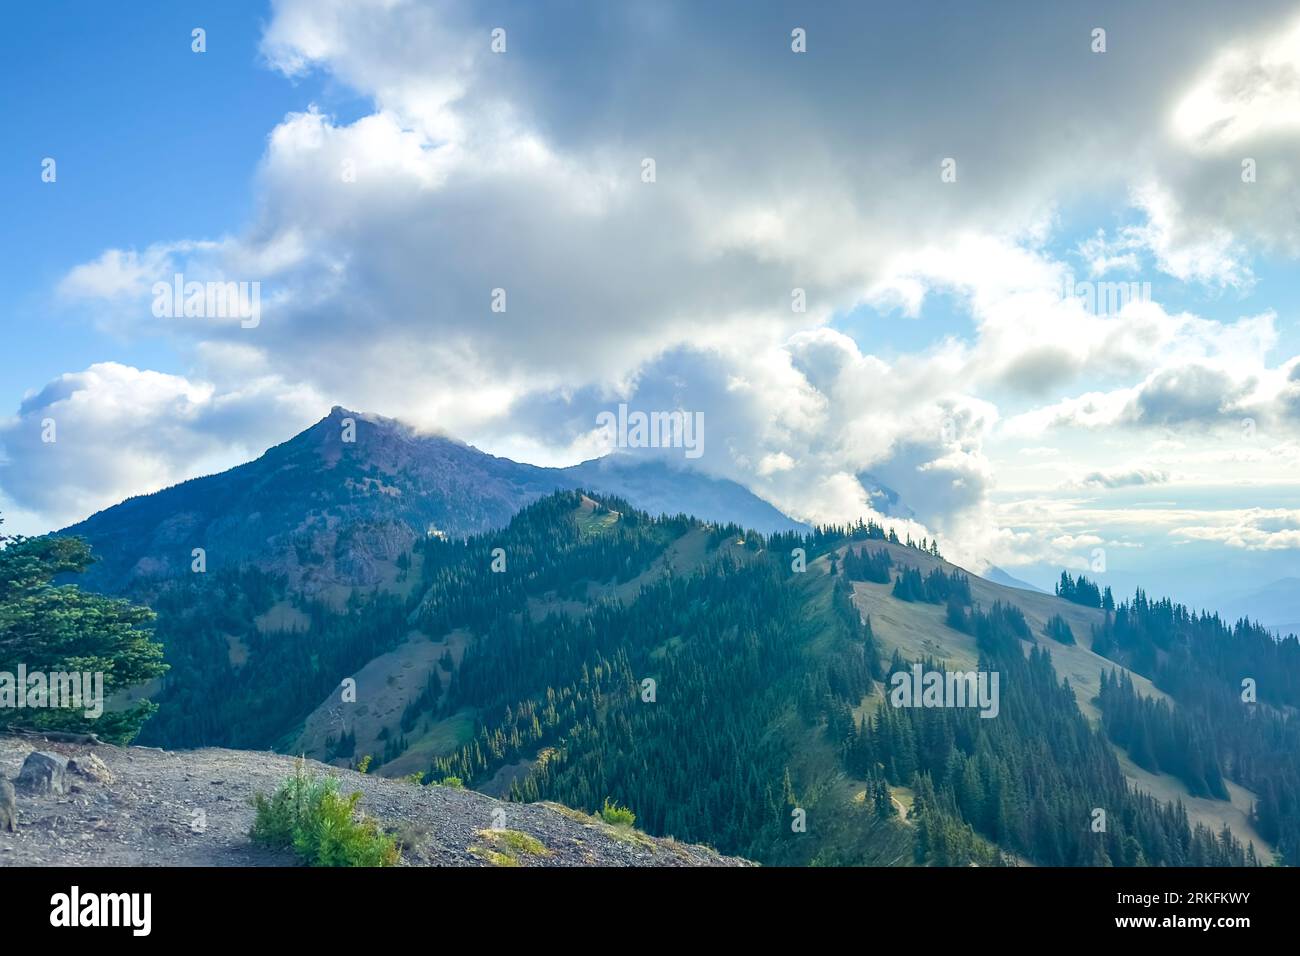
xmin=59 ymin=406 xmax=806 ymax=595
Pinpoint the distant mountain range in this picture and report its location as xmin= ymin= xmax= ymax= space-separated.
xmin=1213 ymin=577 xmax=1300 ymax=637
xmin=60 ymin=406 xmax=806 ymax=594
xmin=984 ymin=566 xmax=1047 ymax=594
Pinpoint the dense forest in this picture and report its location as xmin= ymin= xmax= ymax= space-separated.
xmin=1091 ymin=591 xmax=1300 ymax=864
xmin=52 ymin=492 xmax=1291 ymax=866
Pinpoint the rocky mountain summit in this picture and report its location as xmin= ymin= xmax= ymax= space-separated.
xmin=60 ymin=407 xmax=804 ymax=596
xmin=0 ymin=734 xmax=749 ymax=867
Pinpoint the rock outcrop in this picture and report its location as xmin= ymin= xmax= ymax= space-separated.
xmin=14 ymin=751 xmax=68 ymax=797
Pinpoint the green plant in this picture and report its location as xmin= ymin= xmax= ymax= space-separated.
xmin=469 ymin=828 xmax=551 ymax=866
xmin=250 ymin=760 xmax=399 ymax=867
xmin=599 ymin=798 xmax=635 ymax=827
xmin=437 ymin=775 xmax=465 ymax=788
xmin=0 ymin=523 xmax=167 ymax=744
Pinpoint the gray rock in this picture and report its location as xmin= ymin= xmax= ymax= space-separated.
xmin=0 ymin=779 xmax=16 ymax=832
xmin=68 ymin=753 xmax=113 ymax=785
xmin=0 ymin=737 xmax=754 ymax=867
xmin=15 ymin=751 xmax=69 ymax=796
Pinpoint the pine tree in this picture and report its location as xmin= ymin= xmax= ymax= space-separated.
xmin=0 ymin=518 xmax=167 ymax=743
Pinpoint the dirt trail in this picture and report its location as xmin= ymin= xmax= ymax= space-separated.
xmin=0 ymin=735 xmax=749 ymax=867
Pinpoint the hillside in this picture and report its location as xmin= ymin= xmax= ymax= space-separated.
xmin=0 ymin=734 xmax=748 ymax=867
xmin=33 ymin=409 xmax=1297 ymax=866
xmin=50 ymin=484 xmax=1284 ymax=867
xmin=838 ymin=540 xmax=1272 ymax=855
xmin=273 ymin=502 xmax=1267 ymax=866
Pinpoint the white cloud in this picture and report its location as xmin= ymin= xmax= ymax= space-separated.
xmin=1172 ymin=15 xmax=1300 ymax=151
xmin=1123 ymin=184 xmax=1252 ymax=288
xmin=1073 ymin=468 xmax=1171 ymax=490
xmin=1173 ymin=509 xmax=1300 ymax=551
xmin=12 ymin=0 xmax=1300 ymax=578
xmin=0 ymin=363 xmax=323 ymax=528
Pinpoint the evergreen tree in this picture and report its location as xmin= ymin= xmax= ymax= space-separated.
xmin=0 ymin=517 xmax=167 ymax=743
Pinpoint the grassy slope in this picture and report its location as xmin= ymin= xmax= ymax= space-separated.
xmin=291 ymin=628 xmax=472 ymax=769
xmin=836 ymin=541 xmax=1272 ymax=856
xmin=279 ymin=504 xmax=1271 ymax=861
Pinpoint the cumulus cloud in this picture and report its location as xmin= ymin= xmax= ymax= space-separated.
xmin=10 ymin=0 xmax=1300 ymax=570
xmin=1075 ymin=185 xmax=1253 ymax=288
xmin=0 ymin=363 xmax=324 ymax=528
xmin=1172 ymin=15 xmax=1300 ymax=151
xmin=1005 ymin=361 xmax=1298 ymax=445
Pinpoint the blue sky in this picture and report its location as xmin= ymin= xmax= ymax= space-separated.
xmin=1 ymin=1 xmax=331 ymax=412
xmin=4 ymin=0 xmax=1300 ymax=616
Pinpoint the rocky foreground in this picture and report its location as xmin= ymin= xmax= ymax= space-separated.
xmin=0 ymin=734 xmax=750 ymax=867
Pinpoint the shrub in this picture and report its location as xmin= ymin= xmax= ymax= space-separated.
xmin=599 ymin=798 xmax=636 ymax=827
xmin=470 ymin=828 xmax=551 ymax=865
xmin=250 ymin=760 xmax=399 ymax=867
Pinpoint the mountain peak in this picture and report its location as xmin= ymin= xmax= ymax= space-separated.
xmin=322 ymin=405 xmax=398 ymax=430
xmin=59 ymin=408 xmax=806 ymax=593
xmin=314 ymin=406 xmax=467 ymax=450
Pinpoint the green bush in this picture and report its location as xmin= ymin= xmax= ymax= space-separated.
xmin=251 ymin=761 xmax=399 ymax=867
xmin=599 ymin=798 xmax=635 ymax=827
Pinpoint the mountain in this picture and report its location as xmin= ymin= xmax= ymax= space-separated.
xmin=0 ymin=735 xmax=748 ymax=866
xmin=1214 ymin=577 xmax=1300 ymax=636
xmin=983 ymin=566 xmax=1047 ymax=593
xmin=43 ymin=409 xmax=1300 ymax=867
xmin=855 ymin=471 xmax=915 ymax=520
xmin=60 ymin=406 xmax=804 ymax=595
xmin=561 ymin=454 xmax=805 ymax=535
xmin=110 ymin=484 xmax=1283 ymax=866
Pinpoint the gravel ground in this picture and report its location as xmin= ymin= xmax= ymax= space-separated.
xmin=0 ymin=735 xmax=751 ymax=867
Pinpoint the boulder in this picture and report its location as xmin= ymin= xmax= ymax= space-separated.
xmin=15 ymin=751 xmax=68 ymax=796
xmin=69 ymin=753 xmax=113 ymax=785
